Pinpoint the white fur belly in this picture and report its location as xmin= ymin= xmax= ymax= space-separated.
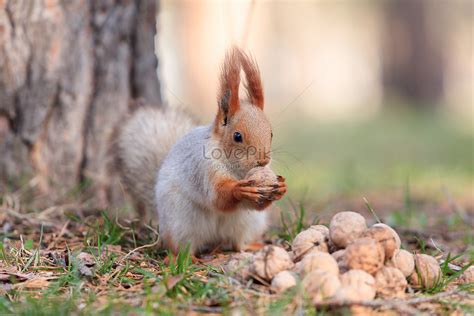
xmin=217 ymin=208 xmax=268 ymax=246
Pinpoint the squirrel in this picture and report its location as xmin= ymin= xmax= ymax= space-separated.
xmin=114 ymin=47 xmax=287 ymax=255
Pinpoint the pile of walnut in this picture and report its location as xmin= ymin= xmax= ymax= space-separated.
xmin=225 ymin=211 xmax=474 ymax=303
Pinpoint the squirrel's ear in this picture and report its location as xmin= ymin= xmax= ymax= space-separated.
xmin=239 ymin=50 xmax=264 ymax=110
xmin=216 ymin=48 xmax=241 ymax=126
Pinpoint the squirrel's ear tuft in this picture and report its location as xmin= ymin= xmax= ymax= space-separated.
xmin=217 ymin=47 xmax=241 ymax=125
xmin=239 ymin=50 xmax=264 ymax=110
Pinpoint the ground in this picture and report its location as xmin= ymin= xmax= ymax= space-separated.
xmin=0 ymin=110 xmax=473 ymax=315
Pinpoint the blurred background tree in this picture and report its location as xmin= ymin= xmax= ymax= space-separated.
xmin=382 ymin=0 xmax=444 ymax=106
xmin=0 ymin=0 xmax=161 ymax=207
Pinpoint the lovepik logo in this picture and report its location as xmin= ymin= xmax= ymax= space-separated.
xmin=202 ymin=145 xmax=270 ymax=161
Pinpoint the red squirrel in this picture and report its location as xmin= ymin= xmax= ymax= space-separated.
xmin=115 ymin=47 xmax=287 ymax=255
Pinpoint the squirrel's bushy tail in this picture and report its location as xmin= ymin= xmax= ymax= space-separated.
xmin=114 ymin=106 xmax=196 ymax=214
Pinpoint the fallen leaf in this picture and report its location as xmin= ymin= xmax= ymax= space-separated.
xmin=13 ymin=277 xmax=49 ymax=290
xmin=165 ymin=275 xmax=183 ymax=290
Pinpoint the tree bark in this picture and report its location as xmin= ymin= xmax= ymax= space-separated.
xmin=381 ymin=0 xmax=444 ymax=106
xmin=0 ymin=0 xmax=161 ymax=208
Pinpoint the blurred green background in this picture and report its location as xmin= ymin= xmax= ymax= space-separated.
xmin=272 ymin=108 xmax=472 ymax=201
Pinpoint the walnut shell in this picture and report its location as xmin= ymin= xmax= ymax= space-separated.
xmin=271 ymin=271 xmax=298 ymax=294
xmin=408 ymin=254 xmax=441 ymax=288
xmin=345 ymin=237 xmax=385 ymax=275
xmin=339 ymin=269 xmax=376 ymax=301
xmin=375 ymin=267 xmax=407 ymax=299
xmin=331 ymin=249 xmax=349 ymax=273
xmin=333 ymin=288 xmax=377 ymax=316
xmin=292 ymin=229 xmax=328 ymax=261
xmin=295 ymin=251 xmax=339 ymax=276
xmin=224 ymin=252 xmax=254 ymax=280
xmin=309 ymin=225 xmax=330 ymax=239
xmin=303 ymin=269 xmax=341 ymax=303
xmin=245 ymin=166 xmax=278 ymax=186
xmin=329 ymin=212 xmax=367 ymax=249
xmin=458 ymin=266 xmax=474 ymax=284
xmin=361 ymin=224 xmax=400 ymax=259
xmin=332 ymin=287 xmax=359 ymax=301
xmin=250 ymin=245 xmax=294 ymax=281
xmin=386 ymin=249 xmax=415 ymax=277
xmin=373 ymin=223 xmax=401 ymax=246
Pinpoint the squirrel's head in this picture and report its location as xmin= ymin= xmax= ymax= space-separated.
xmin=212 ymin=47 xmax=272 ymax=177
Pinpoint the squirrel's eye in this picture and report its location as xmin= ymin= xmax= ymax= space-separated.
xmin=271 ymin=132 xmax=273 ymax=139
xmin=233 ymin=131 xmax=243 ymax=143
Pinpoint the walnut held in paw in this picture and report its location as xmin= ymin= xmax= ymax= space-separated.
xmin=245 ymin=167 xmax=278 ymax=186
xmin=243 ymin=167 xmax=286 ymax=206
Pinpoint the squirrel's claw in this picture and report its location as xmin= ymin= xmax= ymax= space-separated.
xmin=277 ymin=175 xmax=286 ymax=182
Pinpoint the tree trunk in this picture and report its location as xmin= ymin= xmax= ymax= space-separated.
xmin=0 ymin=0 xmax=162 ymax=208
xmin=382 ymin=0 xmax=444 ymax=106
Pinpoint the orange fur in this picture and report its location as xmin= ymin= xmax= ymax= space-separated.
xmin=239 ymin=50 xmax=264 ymax=109
xmin=215 ymin=47 xmax=241 ymax=131
xmin=213 ymin=177 xmax=240 ymax=212
xmin=214 ymin=47 xmax=265 ymax=132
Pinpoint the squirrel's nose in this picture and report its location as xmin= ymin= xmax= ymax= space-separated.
xmin=256 ymin=159 xmax=270 ymax=167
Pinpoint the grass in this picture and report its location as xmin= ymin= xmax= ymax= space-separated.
xmin=278 ymin=202 xmax=317 ymax=242
xmin=1 ymin=206 xmax=472 ymax=315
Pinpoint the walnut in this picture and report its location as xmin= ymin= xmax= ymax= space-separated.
xmin=271 ymin=271 xmax=298 ymax=294
xmin=303 ymin=269 xmax=341 ymax=303
xmin=292 ymin=229 xmax=328 ymax=261
xmin=338 ymin=269 xmax=376 ymax=301
xmin=245 ymin=166 xmax=278 ymax=186
xmin=375 ymin=267 xmax=407 ymax=299
xmin=386 ymin=249 xmax=415 ymax=277
xmin=331 ymin=249 xmax=349 ymax=273
xmin=458 ymin=266 xmax=474 ymax=284
xmin=309 ymin=225 xmax=330 ymax=239
xmin=361 ymin=224 xmax=400 ymax=259
xmin=329 ymin=212 xmax=367 ymax=249
xmin=345 ymin=238 xmax=385 ymax=275
xmin=373 ymin=223 xmax=401 ymax=246
xmin=294 ymin=251 xmax=339 ymax=276
xmin=408 ymin=254 xmax=441 ymax=288
xmin=224 ymin=252 xmax=254 ymax=280
xmin=250 ymin=245 xmax=294 ymax=281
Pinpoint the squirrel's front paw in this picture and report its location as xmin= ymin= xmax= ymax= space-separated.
xmin=271 ymin=175 xmax=287 ymax=201
xmin=233 ymin=179 xmax=282 ymax=209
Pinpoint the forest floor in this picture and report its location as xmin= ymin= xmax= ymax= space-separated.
xmin=1 ymin=111 xmax=473 ymax=315
xmin=0 ymin=189 xmax=472 ymax=316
